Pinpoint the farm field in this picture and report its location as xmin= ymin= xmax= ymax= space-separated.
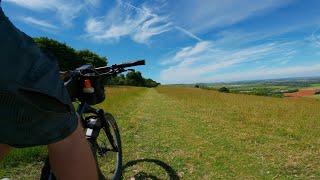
xmin=202 ymin=79 xmax=320 ymax=99
xmin=1 ymin=86 xmax=320 ymax=179
xmin=301 ymin=84 xmax=320 ymax=90
xmin=303 ymin=94 xmax=320 ymax=99
xmin=284 ymin=90 xmax=320 ymax=97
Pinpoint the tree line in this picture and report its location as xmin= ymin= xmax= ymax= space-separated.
xmin=33 ymin=37 xmax=160 ymax=87
xmin=198 ymin=86 xmax=284 ymax=98
xmin=108 ymin=73 xmax=160 ymax=87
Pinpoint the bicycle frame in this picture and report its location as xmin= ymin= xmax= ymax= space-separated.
xmin=77 ymin=102 xmax=107 ymax=146
xmin=77 ymin=102 xmax=119 ymax=157
xmin=41 ymin=60 xmax=144 ymax=179
xmin=71 ymin=102 xmax=116 ymax=180
xmin=40 ymin=102 xmax=117 ymax=180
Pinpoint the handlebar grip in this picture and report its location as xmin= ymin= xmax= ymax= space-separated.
xmin=117 ymin=59 xmax=145 ymax=68
xmin=94 ymin=59 xmax=145 ymax=73
xmin=132 ymin=60 xmax=145 ymax=66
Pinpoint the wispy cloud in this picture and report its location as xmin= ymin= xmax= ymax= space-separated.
xmin=171 ymin=0 xmax=293 ymax=33
xmin=257 ymin=65 xmax=267 ymax=69
xmin=6 ymin=0 xmax=56 ymax=11
xmin=84 ymin=0 xmax=205 ymax=44
xmin=85 ymin=0 xmax=101 ymax=8
xmin=160 ymin=40 xmax=303 ymax=84
xmin=84 ymin=1 xmax=172 ymax=44
xmin=20 ymin=16 xmax=58 ymax=31
xmin=174 ymin=26 xmax=203 ymax=42
xmin=280 ymin=59 xmax=291 ymax=65
xmin=161 ymin=41 xmax=214 ymax=65
xmin=205 ymin=64 xmax=320 ymax=83
xmin=6 ymin=0 xmax=97 ymax=27
xmin=311 ymin=26 xmax=320 ymax=48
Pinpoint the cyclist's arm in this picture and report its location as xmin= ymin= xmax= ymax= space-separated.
xmin=0 ymin=144 xmax=10 ymax=160
xmin=48 ymin=117 xmax=98 ymax=180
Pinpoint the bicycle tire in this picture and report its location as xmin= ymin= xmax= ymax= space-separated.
xmin=95 ymin=113 xmax=122 ymax=180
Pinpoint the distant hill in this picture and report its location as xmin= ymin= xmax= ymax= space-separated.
xmin=208 ymin=77 xmax=320 ymax=87
xmin=169 ymin=76 xmax=320 ymax=87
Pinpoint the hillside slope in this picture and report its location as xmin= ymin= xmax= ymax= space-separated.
xmin=1 ymin=86 xmax=319 ymax=179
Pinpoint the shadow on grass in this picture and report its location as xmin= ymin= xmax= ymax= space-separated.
xmin=122 ymin=158 xmax=180 ymax=180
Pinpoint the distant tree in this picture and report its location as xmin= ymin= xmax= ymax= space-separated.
xmin=34 ymin=37 xmax=159 ymax=87
xmin=117 ymin=74 xmax=126 ymax=85
xmin=195 ymin=85 xmax=200 ymax=88
xmin=107 ymin=76 xmax=120 ymax=85
xmin=315 ymin=91 xmax=320 ymax=95
xmin=77 ymin=49 xmax=107 ymax=68
xmin=145 ymin=78 xmax=160 ymax=87
xmin=218 ymin=87 xmax=230 ymax=93
xmin=34 ymin=37 xmax=79 ymax=71
xmin=107 ymin=74 xmax=127 ymax=86
xmin=33 ymin=37 xmax=107 ymax=70
xmin=108 ymin=73 xmax=160 ymax=87
xmin=126 ymin=71 xmax=145 ymax=86
xmin=287 ymin=89 xmax=299 ymax=93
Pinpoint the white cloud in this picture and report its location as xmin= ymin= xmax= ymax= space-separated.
xmin=257 ymin=65 xmax=267 ymax=69
xmin=131 ymin=15 xmax=172 ymax=43
xmin=280 ymin=59 xmax=290 ymax=65
xmin=174 ymin=41 xmax=213 ymax=62
xmin=174 ymin=26 xmax=202 ymax=42
xmin=162 ymin=63 xmax=320 ymax=84
xmin=205 ymin=65 xmax=320 ymax=83
xmin=85 ymin=18 xmax=105 ymax=34
xmin=6 ymin=0 xmax=97 ymax=26
xmin=21 ymin=16 xmax=58 ymax=30
xmin=311 ymin=26 xmax=320 ymax=48
xmin=6 ymin=0 xmax=55 ymax=11
xmin=161 ymin=41 xmax=221 ymax=65
xmin=85 ymin=0 xmax=100 ymax=8
xmin=160 ymin=40 xmax=303 ymax=84
xmin=171 ymin=0 xmax=293 ymax=33
xmin=84 ymin=2 xmax=172 ymax=44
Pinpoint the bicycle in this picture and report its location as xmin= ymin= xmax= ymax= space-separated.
xmin=39 ymin=60 xmax=145 ymax=180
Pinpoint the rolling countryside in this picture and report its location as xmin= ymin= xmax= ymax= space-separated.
xmin=1 ymin=86 xmax=319 ymax=179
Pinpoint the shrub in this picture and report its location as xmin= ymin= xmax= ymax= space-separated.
xmin=218 ymin=87 xmax=230 ymax=93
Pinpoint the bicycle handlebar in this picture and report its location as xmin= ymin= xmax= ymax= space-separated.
xmin=63 ymin=59 xmax=145 ymax=103
xmin=94 ymin=60 xmax=145 ymax=73
xmin=62 ymin=59 xmax=145 ymax=87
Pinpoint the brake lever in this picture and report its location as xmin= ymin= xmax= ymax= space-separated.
xmin=117 ymin=68 xmax=127 ymax=73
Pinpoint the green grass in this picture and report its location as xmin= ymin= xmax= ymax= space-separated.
xmin=0 ymin=146 xmax=47 ymax=179
xmin=1 ymin=86 xmax=320 ymax=179
xmin=302 ymin=84 xmax=320 ymax=90
xmin=209 ymin=84 xmax=289 ymax=90
xmin=303 ymin=94 xmax=320 ymax=99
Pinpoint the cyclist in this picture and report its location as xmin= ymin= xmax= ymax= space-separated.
xmin=0 ymin=1 xmax=98 ymax=180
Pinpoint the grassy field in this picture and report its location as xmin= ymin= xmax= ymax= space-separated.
xmin=208 ymin=84 xmax=289 ymax=90
xmin=303 ymin=94 xmax=320 ymax=99
xmin=1 ymin=86 xmax=320 ymax=179
xmin=302 ymin=84 xmax=320 ymax=90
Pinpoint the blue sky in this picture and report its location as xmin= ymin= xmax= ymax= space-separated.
xmin=2 ymin=0 xmax=320 ymax=84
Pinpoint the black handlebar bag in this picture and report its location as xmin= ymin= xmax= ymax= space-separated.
xmin=63 ymin=68 xmax=106 ymax=105
xmin=77 ymin=75 xmax=106 ymax=105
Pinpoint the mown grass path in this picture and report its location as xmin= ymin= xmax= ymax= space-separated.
xmin=1 ymin=86 xmax=319 ymax=179
xmin=102 ymin=86 xmax=320 ymax=179
xmin=117 ymin=87 xmax=320 ymax=179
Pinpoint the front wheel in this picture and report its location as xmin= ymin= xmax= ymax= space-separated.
xmin=95 ymin=113 xmax=122 ymax=180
